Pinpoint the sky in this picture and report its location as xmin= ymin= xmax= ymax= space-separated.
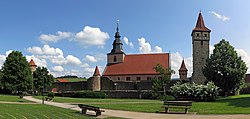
xmin=1 ymin=0 xmax=250 ymax=78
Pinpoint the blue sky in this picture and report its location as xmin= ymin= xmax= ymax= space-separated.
xmin=1 ymin=0 xmax=250 ymax=78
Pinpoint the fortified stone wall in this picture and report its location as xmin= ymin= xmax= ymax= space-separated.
xmin=46 ymin=82 xmax=87 ymax=92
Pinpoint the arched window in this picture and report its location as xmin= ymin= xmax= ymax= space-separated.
xmin=114 ymin=56 xmax=117 ymax=62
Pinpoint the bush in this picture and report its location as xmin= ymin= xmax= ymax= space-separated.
xmin=158 ymin=95 xmax=175 ymax=101
xmin=47 ymin=92 xmax=55 ymax=98
xmin=170 ymin=82 xmax=220 ymax=102
xmin=73 ymin=91 xmax=106 ymax=99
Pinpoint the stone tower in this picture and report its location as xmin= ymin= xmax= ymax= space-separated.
xmin=192 ymin=12 xmax=211 ymax=84
xmin=107 ymin=23 xmax=125 ymax=65
xmin=179 ymin=59 xmax=188 ymax=80
xmin=89 ymin=66 xmax=101 ymax=91
xmin=29 ymin=58 xmax=37 ymax=73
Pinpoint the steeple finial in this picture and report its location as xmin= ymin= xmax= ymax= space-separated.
xmin=116 ymin=20 xmax=119 ymax=32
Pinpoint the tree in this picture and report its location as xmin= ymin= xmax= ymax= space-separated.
xmin=203 ymin=39 xmax=247 ymax=96
xmin=1 ymin=51 xmax=33 ymax=93
xmin=152 ymin=64 xmax=175 ymax=98
xmin=33 ymin=67 xmax=53 ymax=93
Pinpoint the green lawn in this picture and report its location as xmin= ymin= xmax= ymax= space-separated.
xmin=0 ymin=94 xmax=31 ymax=102
xmin=55 ymin=78 xmax=87 ymax=82
xmin=0 ymin=104 xmax=93 ymax=119
xmin=34 ymin=94 xmax=250 ymax=114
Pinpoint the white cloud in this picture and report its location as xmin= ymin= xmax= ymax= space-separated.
xmin=138 ymin=37 xmax=163 ymax=53
xmin=27 ymin=45 xmax=63 ymax=56
xmin=0 ymin=55 xmax=6 ymax=68
xmin=52 ymin=66 xmax=64 ymax=72
xmin=66 ymin=55 xmax=82 ymax=66
xmin=236 ymin=49 xmax=250 ymax=73
xmin=154 ymin=46 xmax=162 ymax=53
xmin=209 ymin=11 xmax=230 ymax=21
xmin=39 ymin=31 xmax=72 ymax=43
xmin=75 ymin=26 xmax=110 ymax=47
xmin=85 ymin=55 xmax=97 ymax=62
xmin=171 ymin=52 xmax=193 ymax=78
xmin=123 ymin=37 xmax=133 ymax=48
xmin=6 ymin=50 xmax=13 ymax=56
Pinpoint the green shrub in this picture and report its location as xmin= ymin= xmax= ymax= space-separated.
xmin=73 ymin=91 xmax=106 ymax=98
xmin=47 ymin=92 xmax=55 ymax=98
xmin=158 ymin=95 xmax=175 ymax=101
xmin=170 ymin=82 xmax=220 ymax=102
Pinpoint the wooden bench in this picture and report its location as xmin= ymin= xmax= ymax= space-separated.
xmin=45 ymin=97 xmax=53 ymax=101
xmin=161 ymin=101 xmax=192 ymax=114
xmin=78 ymin=104 xmax=105 ymax=116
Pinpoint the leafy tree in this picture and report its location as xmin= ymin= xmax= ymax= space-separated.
xmin=1 ymin=51 xmax=33 ymax=93
xmin=152 ymin=64 xmax=175 ymax=98
xmin=203 ymin=39 xmax=247 ymax=96
xmin=33 ymin=67 xmax=53 ymax=93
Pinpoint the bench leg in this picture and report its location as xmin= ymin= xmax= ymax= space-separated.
xmin=165 ymin=108 xmax=169 ymax=113
xmin=185 ymin=108 xmax=188 ymax=114
xmin=96 ymin=111 xmax=101 ymax=116
xmin=81 ymin=109 xmax=87 ymax=114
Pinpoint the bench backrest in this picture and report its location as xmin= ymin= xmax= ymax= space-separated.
xmin=164 ymin=101 xmax=192 ymax=106
xmin=78 ymin=104 xmax=100 ymax=110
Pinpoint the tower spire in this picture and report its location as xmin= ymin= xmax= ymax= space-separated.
xmin=192 ymin=12 xmax=211 ymax=33
xmin=116 ymin=20 xmax=119 ymax=32
xmin=93 ymin=66 xmax=100 ymax=76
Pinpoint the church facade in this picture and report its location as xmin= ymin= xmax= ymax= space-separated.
xmin=102 ymin=26 xmax=170 ymax=82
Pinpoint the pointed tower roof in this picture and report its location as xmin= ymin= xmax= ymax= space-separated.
xmin=179 ymin=59 xmax=188 ymax=71
xmin=192 ymin=12 xmax=211 ymax=33
xmin=29 ymin=58 xmax=37 ymax=67
xmin=93 ymin=66 xmax=101 ymax=76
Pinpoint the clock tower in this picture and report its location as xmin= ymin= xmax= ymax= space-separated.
xmin=192 ymin=12 xmax=211 ymax=84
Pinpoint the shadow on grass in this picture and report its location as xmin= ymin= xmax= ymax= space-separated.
xmin=217 ymin=97 xmax=250 ymax=108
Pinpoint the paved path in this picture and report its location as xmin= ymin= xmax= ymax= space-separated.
xmin=23 ymin=96 xmax=250 ymax=119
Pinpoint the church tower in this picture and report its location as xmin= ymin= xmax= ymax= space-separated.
xmin=107 ymin=23 xmax=125 ymax=65
xmin=179 ymin=59 xmax=188 ymax=80
xmin=192 ymin=12 xmax=211 ymax=84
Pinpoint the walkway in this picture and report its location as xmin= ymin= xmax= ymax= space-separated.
xmin=23 ymin=96 xmax=250 ymax=119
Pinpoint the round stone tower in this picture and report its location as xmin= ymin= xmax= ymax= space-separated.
xmin=89 ymin=66 xmax=101 ymax=91
xmin=29 ymin=58 xmax=37 ymax=74
xmin=179 ymin=59 xmax=188 ymax=80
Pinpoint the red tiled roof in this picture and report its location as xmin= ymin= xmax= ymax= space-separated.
xmin=93 ymin=66 xmax=101 ymax=76
xmin=57 ymin=79 xmax=69 ymax=82
xmin=103 ymin=53 xmax=169 ymax=76
xmin=179 ymin=59 xmax=188 ymax=71
xmin=192 ymin=12 xmax=211 ymax=32
xmin=29 ymin=59 xmax=37 ymax=66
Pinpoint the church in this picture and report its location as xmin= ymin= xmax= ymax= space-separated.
xmin=93 ymin=11 xmax=210 ymax=84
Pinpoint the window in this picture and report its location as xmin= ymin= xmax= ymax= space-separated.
xmin=204 ymin=34 xmax=207 ymax=37
xmin=196 ymin=33 xmax=200 ymax=37
xmin=126 ymin=77 xmax=130 ymax=81
xmin=147 ymin=77 xmax=151 ymax=80
xmin=137 ymin=77 xmax=141 ymax=81
xmin=114 ymin=56 xmax=117 ymax=62
xmin=201 ymin=41 xmax=203 ymax=45
xmin=118 ymin=77 xmax=120 ymax=81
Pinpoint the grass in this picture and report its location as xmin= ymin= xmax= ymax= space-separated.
xmin=55 ymin=78 xmax=87 ymax=82
xmin=0 ymin=104 xmax=94 ymax=119
xmin=0 ymin=94 xmax=31 ymax=102
xmin=33 ymin=94 xmax=250 ymax=114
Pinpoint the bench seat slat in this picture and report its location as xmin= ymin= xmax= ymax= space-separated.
xmin=161 ymin=106 xmax=191 ymax=109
